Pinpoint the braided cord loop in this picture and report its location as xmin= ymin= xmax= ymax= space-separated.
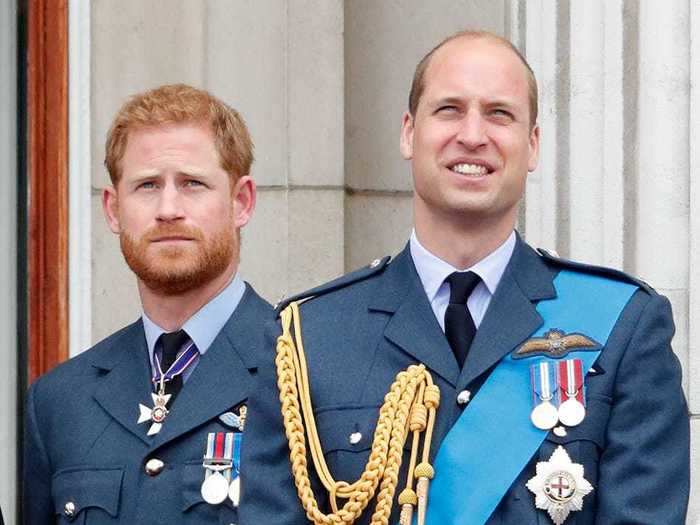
xmin=276 ymin=302 xmax=440 ymax=525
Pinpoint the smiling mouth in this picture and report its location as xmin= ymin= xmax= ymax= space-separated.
xmin=449 ymin=163 xmax=492 ymax=177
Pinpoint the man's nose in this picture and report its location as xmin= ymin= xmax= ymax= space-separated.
xmin=156 ymin=183 xmax=185 ymax=221
xmin=456 ymin=110 xmax=488 ymax=149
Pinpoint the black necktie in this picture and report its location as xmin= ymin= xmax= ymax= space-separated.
xmin=444 ymin=271 xmax=481 ymax=369
xmin=158 ymin=329 xmax=191 ymax=400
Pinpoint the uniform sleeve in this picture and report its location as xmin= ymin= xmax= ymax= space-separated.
xmin=596 ymin=292 xmax=689 ymax=523
xmin=240 ymin=319 xmax=310 ymax=525
xmin=23 ymin=381 xmax=54 ymax=524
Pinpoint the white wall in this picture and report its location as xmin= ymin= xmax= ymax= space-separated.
xmin=1 ymin=1 xmax=17 ymax=522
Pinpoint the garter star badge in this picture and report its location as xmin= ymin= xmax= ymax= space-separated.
xmin=526 ymin=446 xmax=593 ymax=525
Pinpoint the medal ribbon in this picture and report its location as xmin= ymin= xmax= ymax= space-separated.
xmin=152 ymin=341 xmax=199 ymax=385
xmin=232 ymin=433 xmax=242 ymax=478
xmin=531 ymin=361 xmax=556 ymax=407
xmin=422 ymin=270 xmax=638 ymax=525
xmin=558 ymin=359 xmax=584 ymax=404
xmin=204 ymin=432 xmax=234 ymax=478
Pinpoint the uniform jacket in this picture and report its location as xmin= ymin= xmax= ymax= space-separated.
xmin=24 ymin=284 xmax=274 ymax=525
xmin=245 ymin=236 xmax=690 ymax=524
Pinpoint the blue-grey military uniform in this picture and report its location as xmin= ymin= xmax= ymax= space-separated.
xmin=244 ymin=235 xmax=690 ymax=524
xmin=23 ymin=284 xmax=273 ymax=524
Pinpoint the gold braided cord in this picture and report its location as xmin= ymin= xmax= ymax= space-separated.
xmin=276 ymin=301 xmax=440 ymax=525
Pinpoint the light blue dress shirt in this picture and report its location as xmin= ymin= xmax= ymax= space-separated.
xmin=409 ymin=230 xmax=515 ymax=331
xmin=142 ymin=273 xmax=246 ymax=382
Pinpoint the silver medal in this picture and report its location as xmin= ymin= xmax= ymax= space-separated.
xmin=530 ymin=400 xmax=559 ymax=430
xmin=229 ymin=475 xmax=241 ymax=506
xmin=558 ymin=398 xmax=586 ymax=427
xmin=137 ymin=392 xmax=172 ymax=436
xmin=201 ymin=471 xmax=229 ymax=505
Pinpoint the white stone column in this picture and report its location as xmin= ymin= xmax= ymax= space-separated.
xmin=689 ymin=1 xmax=700 ymax=522
xmin=0 ymin=0 xmax=17 ymax=519
xmin=523 ymin=0 xmax=560 ymax=252
xmin=69 ymin=0 xmax=92 ymax=355
xmin=637 ymin=0 xmax=690 ymax=386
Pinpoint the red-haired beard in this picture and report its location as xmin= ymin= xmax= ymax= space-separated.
xmin=120 ymin=223 xmax=238 ymax=296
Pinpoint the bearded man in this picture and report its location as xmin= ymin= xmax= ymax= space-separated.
xmin=23 ymin=84 xmax=275 ymax=524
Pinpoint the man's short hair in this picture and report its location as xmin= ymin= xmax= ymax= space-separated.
xmin=408 ymin=30 xmax=539 ymax=127
xmin=105 ymin=83 xmax=254 ymax=185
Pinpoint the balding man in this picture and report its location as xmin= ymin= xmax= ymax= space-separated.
xmin=246 ymin=30 xmax=689 ymax=525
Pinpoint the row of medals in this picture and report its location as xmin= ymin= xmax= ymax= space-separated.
xmin=201 ymin=462 xmax=240 ymax=506
xmin=530 ymin=361 xmax=586 ymax=432
xmin=201 ymin=409 xmax=246 ymax=506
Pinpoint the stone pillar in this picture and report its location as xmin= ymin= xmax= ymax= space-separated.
xmin=0 ymin=0 xmax=17 ymax=519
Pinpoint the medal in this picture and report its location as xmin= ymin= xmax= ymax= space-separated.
xmin=202 ymin=432 xmax=235 ymax=505
xmin=201 ymin=471 xmax=229 ymax=504
xmin=228 ymin=475 xmax=240 ymax=506
xmin=531 ymin=401 xmax=559 ymax=430
xmin=229 ymin=431 xmax=243 ymax=506
xmin=137 ymin=342 xmax=199 ymax=435
xmin=137 ymin=392 xmax=172 ymax=436
xmin=526 ymin=446 xmax=593 ymax=525
xmin=530 ymin=361 xmax=559 ymax=430
xmin=557 ymin=359 xmax=586 ymax=427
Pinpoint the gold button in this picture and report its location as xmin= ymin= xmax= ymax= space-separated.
xmin=63 ymin=501 xmax=76 ymax=517
xmin=145 ymin=457 xmax=165 ymax=476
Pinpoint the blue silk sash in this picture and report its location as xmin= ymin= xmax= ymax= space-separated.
xmin=423 ymin=270 xmax=637 ymax=525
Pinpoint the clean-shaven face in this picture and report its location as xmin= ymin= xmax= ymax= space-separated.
xmin=401 ymin=36 xmax=540 ymax=229
xmin=107 ymin=122 xmax=238 ymax=295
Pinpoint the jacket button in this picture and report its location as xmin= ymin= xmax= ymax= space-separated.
xmin=63 ymin=501 xmax=76 ymax=518
xmin=456 ymin=390 xmax=471 ymax=405
xmin=349 ymin=432 xmax=362 ymax=445
xmin=145 ymin=457 xmax=165 ymax=476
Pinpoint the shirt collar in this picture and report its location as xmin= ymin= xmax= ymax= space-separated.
xmin=409 ymin=229 xmax=516 ymax=302
xmin=142 ymin=273 xmax=246 ymax=365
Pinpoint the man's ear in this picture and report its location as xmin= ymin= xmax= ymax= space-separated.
xmin=232 ymin=175 xmax=256 ymax=229
xmin=527 ymin=124 xmax=540 ymax=173
xmin=399 ymin=111 xmax=415 ymax=160
xmin=102 ymin=186 xmax=121 ymax=234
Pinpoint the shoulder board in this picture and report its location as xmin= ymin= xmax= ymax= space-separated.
xmin=275 ymin=256 xmax=391 ymax=314
xmin=536 ymin=248 xmax=654 ymax=293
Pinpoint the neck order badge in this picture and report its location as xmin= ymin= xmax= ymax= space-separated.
xmin=421 ymin=270 xmax=637 ymax=525
xmin=137 ymin=336 xmax=199 ymax=435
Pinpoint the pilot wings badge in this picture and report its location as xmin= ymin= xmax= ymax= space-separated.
xmin=513 ymin=329 xmax=600 ymax=359
xmin=526 ymin=446 xmax=593 ymax=525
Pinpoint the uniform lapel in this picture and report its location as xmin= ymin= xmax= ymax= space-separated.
xmin=369 ymin=246 xmax=461 ymax=387
xmin=457 ymin=236 xmax=557 ymax=391
xmin=151 ymin=287 xmax=268 ymax=449
xmin=92 ymin=321 xmax=153 ymax=446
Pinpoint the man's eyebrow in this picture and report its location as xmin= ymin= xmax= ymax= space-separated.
xmin=130 ymin=169 xmax=161 ymax=181
xmin=430 ymin=96 xmax=464 ymax=107
xmin=177 ymin=168 xmax=208 ymax=177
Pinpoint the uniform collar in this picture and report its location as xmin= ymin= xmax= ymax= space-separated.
xmin=409 ymin=229 xmax=516 ymax=302
xmin=142 ymin=273 xmax=246 ymax=366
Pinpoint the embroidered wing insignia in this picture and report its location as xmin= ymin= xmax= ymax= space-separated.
xmin=514 ymin=329 xmax=600 ymax=359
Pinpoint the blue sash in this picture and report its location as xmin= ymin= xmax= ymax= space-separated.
xmin=423 ymin=270 xmax=637 ymax=525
